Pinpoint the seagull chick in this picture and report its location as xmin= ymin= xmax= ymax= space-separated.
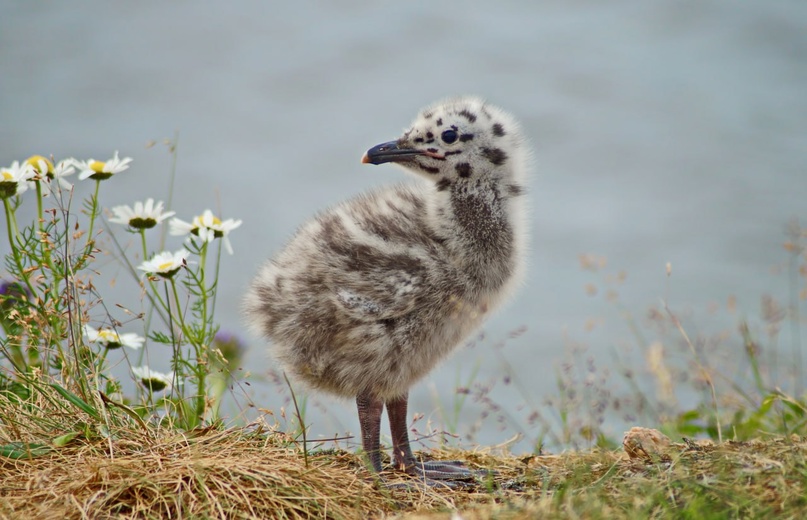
xmin=244 ymin=96 xmax=529 ymax=483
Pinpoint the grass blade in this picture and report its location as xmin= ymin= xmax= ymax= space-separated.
xmin=50 ymin=383 xmax=101 ymax=420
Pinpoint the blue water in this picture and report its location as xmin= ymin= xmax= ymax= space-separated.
xmin=2 ymin=1 xmax=806 ymax=451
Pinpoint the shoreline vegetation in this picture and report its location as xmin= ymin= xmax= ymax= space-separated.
xmin=1 ymin=151 xmax=805 ymax=518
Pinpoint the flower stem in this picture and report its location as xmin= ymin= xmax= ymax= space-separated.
xmin=208 ymin=239 xmax=223 ymax=337
xmin=34 ymin=180 xmax=60 ymax=304
xmin=83 ymin=180 xmax=101 ymax=258
xmin=3 ymin=198 xmax=36 ymax=298
xmin=163 ymin=281 xmax=184 ymax=426
xmin=199 ymin=241 xmax=210 ymax=337
xmin=169 ymin=275 xmax=205 ymax=422
xmin=139 ymin=229 xmax=149 ymax=263
xmin=35 ymin=179 xmax=44 ymax=224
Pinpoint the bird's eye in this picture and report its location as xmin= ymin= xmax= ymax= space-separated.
xmin=441 ymin=130 xmax=458 ymax=144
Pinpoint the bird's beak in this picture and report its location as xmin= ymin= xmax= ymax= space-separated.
xmin=361 ymin=140 xmax=424 ymax=165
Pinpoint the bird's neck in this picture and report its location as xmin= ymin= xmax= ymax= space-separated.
xmin=428 ymin=176 xmax=520 ymax=291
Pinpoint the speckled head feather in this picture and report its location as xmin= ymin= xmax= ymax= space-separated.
xmin=392 ymin=97 xmax=529 ymax=191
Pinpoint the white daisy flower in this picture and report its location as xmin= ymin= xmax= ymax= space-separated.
xmin=75 ymin=151 xmax=133 ymax=181
xmin=0 ymin=161 xmax=36 ymax=199
xmin=25 ymin=155 xmax=53 ymax=178
xmin=109 ymin=198 xmax=176 ymax=230
xmin=132 ymin=366 xmax=176 ymax=392
xmin=83 ymin=324 xmax=145 ymax=350
xmin=169 ymin=209 xmax=242 ymax=254
xmin=137 ymin=249 xmax=189 ymax=278
xmin=50 ymin=159 xmax=78 ymax=190
xmin=24 ymin=156 xmax=77 ymax=192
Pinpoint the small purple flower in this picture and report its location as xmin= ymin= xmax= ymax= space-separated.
xmin=212 ymin=330 xmax=246 ymax=366
xmin=0 ymin=280 xmax=31 ymax=309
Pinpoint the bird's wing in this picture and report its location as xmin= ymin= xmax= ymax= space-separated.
xmin=314 ymin=185 xmax=437 ymax=321
xmin=327 ymin=261 xmax=426 ymax=321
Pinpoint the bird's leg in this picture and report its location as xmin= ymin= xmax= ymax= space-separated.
xmin=356 ymin=391 xmax=385 ymax=473
xmin=386 ymin=392 xmax=416 ymax=470
xmin=386 ymin=393 xmax=476 ymax=481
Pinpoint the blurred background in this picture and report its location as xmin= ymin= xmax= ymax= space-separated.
xmin=2 ymin=1 xmax=806 ymax=452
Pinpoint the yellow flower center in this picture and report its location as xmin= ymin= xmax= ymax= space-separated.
xmin=98 ymin=330 xmax=119 ymax=342
xmin=195 ymin=215 xmax=222 ymax=226
xmin=158 ymin=261 xmax=175 ymax=271
xmin=90 ymin=160 xmax=106 ymax=173
xmin=1 ymin=171 xmax=12 ymax=181
xmin=25 ymin=155 xmax=53 ymax=174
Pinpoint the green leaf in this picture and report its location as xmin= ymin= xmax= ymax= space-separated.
xmin=149 ymin=331 xmax=175 ymax=345
xmin=678 ymin=409 xmax=702 ymax=422
xmin=677 ymin=424 xmax=706 ymax=437
xmin=0 ymin=442 xmax=51 ymax=459
xmin=780 ymin=396 xmax=807 ymax=418
xmin=52 ymin=432 xmax=80 ymax=447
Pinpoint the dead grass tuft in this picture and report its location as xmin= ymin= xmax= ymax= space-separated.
xmin=0 ymin=427 xmax=388 ymax=519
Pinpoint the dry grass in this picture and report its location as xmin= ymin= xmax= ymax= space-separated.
xmin=1 ymin=427 xmax=806 ymax=519
xmin=0 ymin=427 xmax=384 ymax=519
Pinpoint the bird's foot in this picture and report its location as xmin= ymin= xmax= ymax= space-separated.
xmin=409 ymin=459 xmax=480 ymax=479
xmin=384 ymin=460 xmax=494 ymax=490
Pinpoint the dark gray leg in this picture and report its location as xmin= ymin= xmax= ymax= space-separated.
xmin=386 ymin=392 xmax=416 ymax=470
xmin=356 ymin=391 xmax=384 ymax=473
xmin=385 ymin=393 xmax=477 ymax=481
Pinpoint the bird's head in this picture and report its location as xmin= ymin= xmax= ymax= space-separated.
xmin=361 ymin=96 xmax=528 ymax=191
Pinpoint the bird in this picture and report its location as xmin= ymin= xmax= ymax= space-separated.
xmin=244 ymin=96 xmax=529 ymax=483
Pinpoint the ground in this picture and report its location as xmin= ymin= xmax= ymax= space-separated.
xmin=1 ymin=428 xmax=805 ymax=519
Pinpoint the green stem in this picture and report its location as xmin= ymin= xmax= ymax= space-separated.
xmin=3 ymin=198 xmax=36 ymax=298
xmin=169 ymin=278 xmax=193 ymax=346
xmin=83 ymin=180 xmax=101 ymax=259
xmin=146 ymin=278 xmax=171 ymax=324
xmin=34 ymin=180 xmax=63 ymax=350
xmin=208 ymin=239 xmax=223 ymax=336
xmin=34 ymin=180 xmax=55 ymax=272
xmin=170 ymin=276 xmax=205 ymax=421
xmin=163 ymin=282 xmax=184 ymax=426
xmin=199 ymin=241 xmax=209 ymax=338
xmin=35 ymin=179 xmax=44 ymax=224
xmin=170 ymin=280 xmax=190 ymax=348
xmin=97 ymin=344 xmax=110 ymax=371
xmin=139 ymin=229 xmax=149 ymax=261
xmin=136 ymin=229 xmax=152 ymax=367
xmin=198 ymin=242 xmax=211 ymax=421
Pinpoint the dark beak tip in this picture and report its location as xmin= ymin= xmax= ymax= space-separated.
xmin=362 ymin=140 xmax=421 ymax=166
